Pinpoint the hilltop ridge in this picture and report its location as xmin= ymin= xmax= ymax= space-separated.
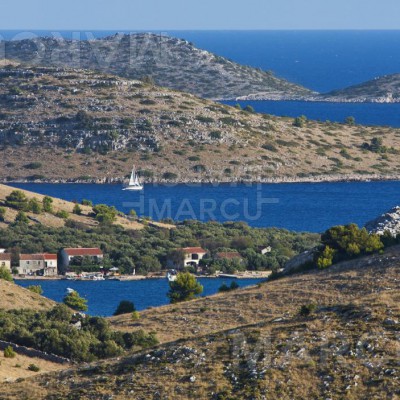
xmin=2 ymin=33 xmax=313 ymax=100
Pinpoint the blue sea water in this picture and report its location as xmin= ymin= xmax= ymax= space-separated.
xmin=1 ymin=30 xmax=400 ymax=125
xmin=9 ymin=181 xmax=400 ymax=233
xmin=15 ymin=277 xmax=263 ymax=316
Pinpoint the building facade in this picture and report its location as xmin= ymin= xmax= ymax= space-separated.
xmin=0 ymin=253 xmax=11 ymax=271
xmin=59 ymin=248 xmax=104 ymax=273
xmin=18 ymin=254 xmax=58 ymax=276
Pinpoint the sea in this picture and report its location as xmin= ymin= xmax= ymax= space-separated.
xmin=5 ymin=30 xmax=400 ymax=310
xmin=2 ymin=30 xmax=400 ymax=126
xmin=16 ymin=277 xmax=262 ymax=316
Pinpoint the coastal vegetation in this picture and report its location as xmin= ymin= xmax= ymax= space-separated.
xmin=63 ymin=290 xmax=88 ymax=312
xmin=0 ymin=305 xmax=158 ymax=362
xmin=0 ymin=219 xmax=319 ymax=274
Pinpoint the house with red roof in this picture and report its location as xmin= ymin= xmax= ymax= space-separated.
xmin=18 ymin=253 xmax=58 ymax=276
xmin=167 ymin=247 xmax=207 ymax=270
xmin=0 ymin=253 xmax=11 ymax=272
xmin=59 ymin=248 xmax=104 ymax=273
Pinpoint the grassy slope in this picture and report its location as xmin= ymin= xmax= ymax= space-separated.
xmin=0 ymin=64 xmax=399 ymax=183
xmin=0 ymin=183 xmax=150 ymax=230
xmin=0 ymin=281 xmax=63 ymax=383
xmin=0 ymin=279 xmax=55 ymax=311
xmin=2 ymin=246 xmax=399 ymax=399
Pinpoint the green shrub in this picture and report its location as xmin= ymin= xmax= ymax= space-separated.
xmin=27 ymin=285 xmax=43 ymax=295
xmin=24 ymin=162 xmax=42 ymax=170
xmin=131 ymin=311 xmax=140 ymax=321
xmin=56 ymin=210 xmax=69 ymax=219
xmin=114 ymin=300 xmax=136 ymax=316
xmin=92 ymin=204 xmax=117 ymax=224
xmin=168 ymin=272 xmax=203 ymax=303
xmin=15 ymin=211 xmax=29 ymax=224
xmin=0 ymin=267 xmax=13 ymax=282
xmin=4 ymin=346 xmax=16 ymax=358
xmin=42 ymin=196 xmax=53 ymax=213
xmin=63 ymin=290 xmax=88 ymax=311
xmin=0 ymin=207 xmax=6 ymax=222
xmin=28 ymin=364 xmax=40 ymax=372
xmin=299 ymin=303 xmax=317 ymax=317
xmin=73 ymin=204 xmax=82 ymax=215
xmin=81 ymin=199 xmax=93 ymax=206
xmin=293 ymin=115 xmax=307 ymax=128
xmin=244 ymin=105 xmax=255 ymax=113
xmin=5 ymin=190 xmax=29 ymax=211
xmin=162 ymin=172 xmax=178 ymax=180
xmin=28 ymin=198 xmax=42 ymax=214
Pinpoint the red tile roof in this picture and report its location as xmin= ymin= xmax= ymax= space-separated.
xmin=63 ymin=248 xmax=103 ymax=256
xmin=216 ymin=252 xmax=243 ymax=260
xmin=181 ymin=247 xmax=207 ymax=254
xmin=20 ymin=253 xmax=57 ymax=261
xmin=0 ymin=254 xmax=11 ymax=261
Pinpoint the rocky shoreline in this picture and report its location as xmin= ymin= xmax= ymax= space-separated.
xmin=235 ymin=94 xmax=400 ymax=103
xmin=3 ymin=173 xmax=400 ymax=185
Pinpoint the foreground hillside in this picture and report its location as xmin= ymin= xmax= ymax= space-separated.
xmin=0 ymin=184 xmax=144 ymax=230
xmin=0 ymin=279 xmax=55 ymax=311
xmin=2 ymin=246 xmax=400 ymax=399
xmin=3 ymin=33 xmax=313 ymax=100
xmin=0 ymin=64 xmax=400 ymax=183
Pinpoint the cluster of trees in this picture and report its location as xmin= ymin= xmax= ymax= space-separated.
xmin=316 ymin=223 xmax=384 ymax=269
xmin=0 ymin=305 xmax=158 ymax=362
xmin=360 ymin=137 xmax=399 ymax=154
xmin=5 ymin=190 xmax=53 ymax=214
xmin=0 ymin=218 xmax=319 ymax=275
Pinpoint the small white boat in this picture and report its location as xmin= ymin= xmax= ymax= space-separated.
xmin=166 ymin=269 xmax=178 ymax=282
xmin=123 ymin=165 xmax=143 ymax=191
xmin=66 ymin=287 xmax=75 ymax=294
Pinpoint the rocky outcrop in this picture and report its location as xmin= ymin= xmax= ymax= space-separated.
xmin=365 ymin=206 xmax=400 ymax=235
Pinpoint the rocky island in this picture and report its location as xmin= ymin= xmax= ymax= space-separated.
xmin=2 ymin=33 xmax=314 ymax=101
xmin=0 ymin=62 xmax=399 ymax=183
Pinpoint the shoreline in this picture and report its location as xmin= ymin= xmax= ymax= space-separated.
xmin=14 ymin=271 xmax=271 ymax=281
xmin=3 ymin=173 xmax=400 ymax=186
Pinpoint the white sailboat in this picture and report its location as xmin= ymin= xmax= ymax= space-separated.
xmin=123 ymin=165 xmax=144 ymax=191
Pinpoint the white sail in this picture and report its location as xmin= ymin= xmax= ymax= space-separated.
xmin=123 ymin=165 xmax=144 ymax=191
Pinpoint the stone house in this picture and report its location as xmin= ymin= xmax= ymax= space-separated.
xmin=59 ymin=248 xmax=104 ymax=272
xmin=167 ymin=247 xmax=207 ymax=270
xmin=0 ymin=254 xmax=11 ymax=271
xmin=18 ymin=254 xmax=58 ymax=276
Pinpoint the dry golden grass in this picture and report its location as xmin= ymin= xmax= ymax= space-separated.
xmin=0 ymin=279 xmax=55 ymax=311
xmin=0 ymin=183 xmax=145 ymax=230
xmin=0 ymin=353 xmax=65 ymax=383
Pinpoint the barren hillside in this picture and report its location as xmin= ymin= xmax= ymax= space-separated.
xmin=0 ymin=64 xmax=399 ymax=183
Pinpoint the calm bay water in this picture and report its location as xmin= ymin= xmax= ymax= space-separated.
xmin=222 ymin=100 xmax=400 ymax=127
xmin=9 ymin=181 xmax=400 ymax=232
xmin=15 ymin=278 xmax=262 ymax=316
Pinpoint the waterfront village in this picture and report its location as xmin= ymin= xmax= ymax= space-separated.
xmin=0 ymin=245 xmax=273 ymax=280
